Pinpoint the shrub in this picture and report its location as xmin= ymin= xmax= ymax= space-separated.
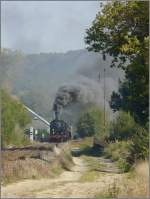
xmin=77 ymin=107 xmax=109 ymax=139
xmin=104 ymin=140 xmax=132 ymax=161
xmin=109 ymin=111 xmax=136 ymax=141
xmin=129 ymin=125 xmax=149 ymax=162
xmin=104 ymin=140 xmax=132 ymax=172
xmin=1 ymin=90 xmax=31 ymax=147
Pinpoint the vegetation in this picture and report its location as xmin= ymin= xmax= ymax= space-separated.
xmin=79 ymin=171 xmax=98 ymax=183
xmin=2 ymin=143 xmax=73 ymax=184
xmin=0 ymin=48 xmax=119 ymax=121
xmin=105 ymin=112 xmax=148 ymax=170
xmin=1 ymin=90 xmax=31 ymax=147
xmin=104 ymin=140 xmax=131 ymax=172
xmin=77 ymin=107 xmax=109 ymax=139
xmin=85 ymin=0 xmax=149 ymax=125
xmin=85 ymin=0 xmax=149 ymax=173
xmin=95 ymin=161 xmax=149 ymax=198
xmin=108 ymin=111 xmax=137 ymax=141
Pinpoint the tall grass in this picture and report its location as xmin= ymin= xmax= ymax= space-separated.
xmin=95 ymin=161 xmax=149 ymax=198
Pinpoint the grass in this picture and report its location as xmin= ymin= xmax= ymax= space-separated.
xmin=2 ymin=143 xmax=74 ymax=185
xmin=104 ymin=140 xmax=132 ymax=172
xmin=71 ymin=137 xmax=103 ymax=157
xmin=119 ymin=161 xmax=149 ymax=198
xmin=58 ymin=149 xmax=74 ymax=171
xmin=71 ymin=137 xmax=93 ymax=150
xmin=81 ymin=155 xmax=104 ymax=171
xmin=95 ymin=161 xmax=149 ymax=198
xmin=79 ymin=171 xmax=99 ymax=182
xmin=79 ymin=155 xmax=105 ymax=183
xmin=95 ymin=179 xmax=120 ymax=198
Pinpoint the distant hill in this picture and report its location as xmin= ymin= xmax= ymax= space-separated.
xmin=0 ymin=48 xmax=123 ymax=121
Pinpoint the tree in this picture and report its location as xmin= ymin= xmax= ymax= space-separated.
xmin=109 ymin=111 xmax=136 ymax=141
xmin=85 ymin=0 xmax=149 ymax=125
xmin=76 ymin=107 xmax=108 ymax=139
xmin=77 ymin=112 xmax=95 ymax=138
xmin=110 ymin=57 xmax=149 ymax=125
xmin=1 ymin=90 xmax=31 ymax=147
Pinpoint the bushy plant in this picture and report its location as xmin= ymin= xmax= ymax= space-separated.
xmin=105 ymin=113 xmax=149 ymax=167
xmin=129 ymin=125 xmax=149 ymax=162
xmin=1 ymin=90 xmax=31 ymax=147
xmin=109 ymin=111 xmax=136 ymax=141
xmin=104 ymin=140 xmax=132 ymax=172
xmin=104 ymin=140 xmax=132 ymax=161
xmin=77 ymin=107 xmax=109 ymax=139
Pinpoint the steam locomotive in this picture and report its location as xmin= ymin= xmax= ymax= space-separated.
xmin=49 ymin=104 xmax=71 ymax=142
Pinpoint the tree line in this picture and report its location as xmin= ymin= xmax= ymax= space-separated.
xmin=76 ymin=0 xmax=149 ymax=170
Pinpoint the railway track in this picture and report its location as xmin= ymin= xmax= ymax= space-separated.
xmin=2 ymin=142 xmax=65 ymax=151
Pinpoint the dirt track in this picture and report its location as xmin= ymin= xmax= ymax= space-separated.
xmin=1 ymin=157 xmax=123 ymax=198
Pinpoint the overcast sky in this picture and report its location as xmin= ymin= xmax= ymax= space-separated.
xmin=2 ymin=1 xmax=101 ymax=53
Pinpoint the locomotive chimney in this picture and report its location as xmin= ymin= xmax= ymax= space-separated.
xmin=53 ymin=103 xmax=59 ymax=120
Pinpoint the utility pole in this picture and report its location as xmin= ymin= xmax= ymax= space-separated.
xmin=98 ymin=68 xmax=106 ymax=134
xmin=104 ymin=67 xmax=106 ymax=134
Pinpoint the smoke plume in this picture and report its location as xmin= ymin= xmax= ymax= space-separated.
xmin=53 ymin=74 xmax=119 ymax=125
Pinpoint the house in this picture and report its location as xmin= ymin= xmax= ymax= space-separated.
xmin=24 ymin=106 xmax=50 ymax=142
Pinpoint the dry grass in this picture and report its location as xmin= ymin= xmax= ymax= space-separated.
xmin=2 ymin=158 xmax=63 ymax=185
xmin=71 ymin=137 xmax=93 ymax=150
xmin=119 ymin=161 xmax=149 ymax=198
xmin=81 ymin=155 xmax=104 ymax=170
xmin=79 ymin=171 xmax=99 ymax=182
xmin=1 ymin=143 xmax=73 ymax=185
xmin=95 ymin=161 xmax=149 ymax=198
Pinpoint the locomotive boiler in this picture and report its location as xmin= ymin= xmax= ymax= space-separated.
xmin=49 ymin=104 xmax=71 ymax=142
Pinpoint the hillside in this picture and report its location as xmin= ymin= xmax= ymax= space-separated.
xmin=1 ymin=90 xmax=31 ymax=147
xmin=0 ymin=48 xmax=123 ymax=121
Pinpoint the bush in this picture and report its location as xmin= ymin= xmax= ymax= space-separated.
xmin=77 ymin=107 xmax=109 ymax=139
xmin=104 ymin=140 xmax=132 ymax=172
xmin=104 ymin=141 xmax=132 ymax=161
xmin=129 ymin=125 xmax=149 ymax=162
xmin=109 ymin=111 xmax=136 ymax=141
xmin=105 ymin=122 xmax=148 ymax=168
xmin=1 ymin=90 xmax=31 ymax=147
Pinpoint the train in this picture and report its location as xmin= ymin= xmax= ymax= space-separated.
xmin=25 ymin=105 xmax=72 ymax=143
xmin=49 ymin=104 xmax=71 ymax=142
xmin=49 ymin=119 xmax=71 ymax=142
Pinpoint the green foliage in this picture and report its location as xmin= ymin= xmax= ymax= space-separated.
xmin=117 ymin=159 xmax=130 ymax=173
xmin=104 ymin=140 xmax=131 ymax=161
xmin=1 ymin=90 xmax=31 ymax=147
xmin=129 ymin=126 xmax=149 ymax=161
xmin=76 ymin=107 xmax=108 ymax=139
xmin=110 ymin=58 xmax=149 ymax=125
xmin=109 ymin=111 xmax=136 ymax=141
xmin=104 ymin=140 xmax=132 ymax=172
xmin=85 ymin=0 xmax=148 ymax=68
xmin=107 ymin=111 xmax=149 ymax=162
xmin=85 ymin=0 xmax=149 ymax=125
xmin=77 ymin=111 xmax=95 ymax=138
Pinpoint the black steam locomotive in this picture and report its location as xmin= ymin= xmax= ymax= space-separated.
xmin=49 ymin=104 xmax=71 ymax=142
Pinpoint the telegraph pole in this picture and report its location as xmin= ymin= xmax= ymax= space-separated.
xmin=98 ymin=68 xmax=106 ymax=134
xmin=104 ymin=67 xmax=106 ymax=134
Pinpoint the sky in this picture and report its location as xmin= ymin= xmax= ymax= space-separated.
xmin=2 ymin=1 xmax=101 ymax=53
